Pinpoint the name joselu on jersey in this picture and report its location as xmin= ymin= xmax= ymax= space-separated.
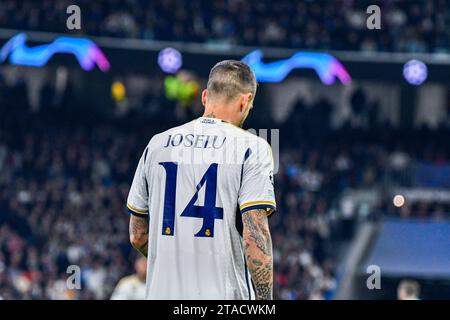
xmin=164 ymin=134 xmax=227 ymax=149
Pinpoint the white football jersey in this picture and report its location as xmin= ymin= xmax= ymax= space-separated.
xmin=127 ymin=117 xmax=276 ymax=300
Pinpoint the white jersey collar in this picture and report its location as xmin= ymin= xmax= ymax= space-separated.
xmin=197 ymin=117 xmax=227 ymax=125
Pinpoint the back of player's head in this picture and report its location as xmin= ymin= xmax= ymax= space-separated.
xmin=398 ymin=279 xmax=420 ymax=299
xmin=207 ymin=60 xmax=257 ymax=101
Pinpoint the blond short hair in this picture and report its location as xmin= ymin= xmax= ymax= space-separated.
xmin=207 ymin=60 xmax=257 ymax=101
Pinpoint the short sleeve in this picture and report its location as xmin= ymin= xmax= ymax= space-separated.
xmin=127 ymin=148 xmax=149 ymax=217
xmin=238 ymin=139 xmax=276 ymax=216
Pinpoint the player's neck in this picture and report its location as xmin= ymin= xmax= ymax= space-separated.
xmin=202 ymin=110 xmax=241 ymax=127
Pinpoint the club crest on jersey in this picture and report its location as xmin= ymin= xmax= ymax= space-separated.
xmin=164 ymin=134 xmax=226 ymax=149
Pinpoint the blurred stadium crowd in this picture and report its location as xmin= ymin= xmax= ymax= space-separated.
xmin=0 ymin=73 xmax=448 ymax=300
xmin=0 ymin=0 xmax=449 ymax=53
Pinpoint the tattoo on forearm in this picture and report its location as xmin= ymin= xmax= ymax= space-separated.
xmin=242 ymin=209 xmax=273 ymax=300
xmin=129 ymin=216 xmax=149 ymax=258
xmin=136 ymin=240 xmax=148 ymax=258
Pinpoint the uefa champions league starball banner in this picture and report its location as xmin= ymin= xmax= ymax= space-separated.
xmin=0 ymin=31 xmax=449 ymax=85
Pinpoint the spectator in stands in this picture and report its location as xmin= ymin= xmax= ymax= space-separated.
xmin=0 ymin=0 xmax=448 ymax=53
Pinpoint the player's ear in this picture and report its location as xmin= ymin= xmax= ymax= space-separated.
xmin=247 ymin=93 xmax=254 ymax=109
xmin=240 ymin=93 xmax=253 ymax=111
xmin=201 ymin=89 xmax=208 ymax=107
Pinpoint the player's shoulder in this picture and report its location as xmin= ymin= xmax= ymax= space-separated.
xmin=220 ymin=122 xmax=272 ymax=153
xmin=238 ymin=128 xmax=271 ymax=151
xmin=253 ymin=134 xmax=271 ymax=150
xmin=116 ymin=275 xmax=140 ymax=287
xmin=221 ymin=122 xmax=259 ymax=142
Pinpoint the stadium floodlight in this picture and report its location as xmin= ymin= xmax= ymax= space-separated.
xmin=158 ymin=47 xmax=183 ymax=74
xmin=241 ymin=50 xmax=352 ymax=85
xmin=403 ymin=59 xmax=428 ymax=86
xmin=0 ymin=33 xmax=110 ymax=71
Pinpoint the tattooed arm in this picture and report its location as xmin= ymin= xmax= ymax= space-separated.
xmin=129 ymin=215 xmax=149 ymax=258
xmin=242 ymin=208 xmax=274 ymax=300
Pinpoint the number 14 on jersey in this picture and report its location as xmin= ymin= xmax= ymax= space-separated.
xmin=159 ymin=162 xmax=224 ymax=238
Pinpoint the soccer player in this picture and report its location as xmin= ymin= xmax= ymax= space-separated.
xmin=127 ymin=60 xmax=276 ymax=300
xmin=110 ymin=257 xmax=147 ymax=300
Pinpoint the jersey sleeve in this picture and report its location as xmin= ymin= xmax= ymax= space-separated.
xmin=127 ymin=148 xmax=149 ymax=217
xmin=238 ymin=139 xmax=276 ymax=216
